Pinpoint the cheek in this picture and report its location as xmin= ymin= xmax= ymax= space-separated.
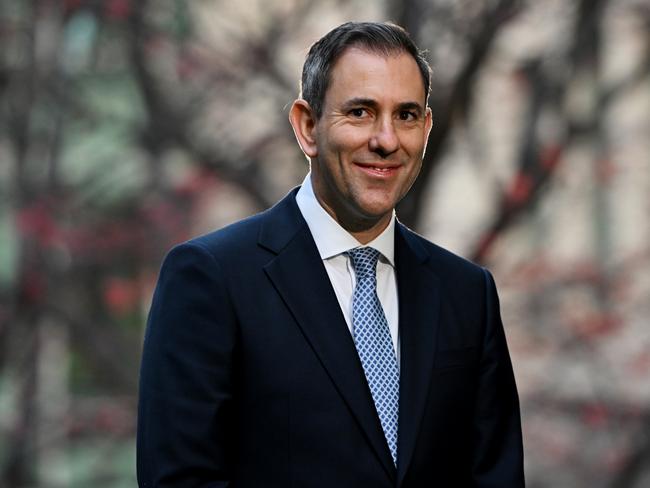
xmin=328 ymin=128 xmax=369 ymax=154
xmin=402 ymin=133 xmax=427 ymax=155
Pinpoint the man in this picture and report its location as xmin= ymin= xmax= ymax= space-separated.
xmin=137 ymin=21 xmax=524 ymax=487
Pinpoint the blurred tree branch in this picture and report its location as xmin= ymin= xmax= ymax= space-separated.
xmin=470 ymin=0 xmax=619 ymax=263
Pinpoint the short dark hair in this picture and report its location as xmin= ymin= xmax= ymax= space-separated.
xmin=300 ymin=21 xmax=431 ymax=118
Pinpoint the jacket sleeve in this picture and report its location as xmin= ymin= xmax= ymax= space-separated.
xmin=471 ymin=269 xmax=525 ymax=487
xmin=137 ymin=241 xmax=237 ymax=487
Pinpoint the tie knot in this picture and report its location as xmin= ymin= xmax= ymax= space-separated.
xmin=348 ymin=247 xmax=380 ymax=280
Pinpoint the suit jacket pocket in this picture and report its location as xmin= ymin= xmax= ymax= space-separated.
xmin=434 ymin=346 xmax=478 ymax=371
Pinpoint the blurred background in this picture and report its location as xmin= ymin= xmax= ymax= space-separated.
xmin=1 ymin=0 xmax=649 ymax=486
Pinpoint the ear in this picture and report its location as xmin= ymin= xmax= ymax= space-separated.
xmin=289 ymin=99 xmax=318 ymax=158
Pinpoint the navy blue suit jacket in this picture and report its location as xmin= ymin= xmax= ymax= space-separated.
xmin=137 ymin=188 xmax=524 ymax=487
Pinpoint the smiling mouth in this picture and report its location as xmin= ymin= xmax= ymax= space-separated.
xmin=354 ymin=162 xmax=401 ymax=176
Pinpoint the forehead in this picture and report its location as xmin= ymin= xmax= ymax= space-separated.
xmin=326 ymin=47 xmax=425 ymax=105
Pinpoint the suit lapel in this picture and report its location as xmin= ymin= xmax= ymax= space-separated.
xmin=259 ymin=190 xmax=397 ymax=482
xmin=394 ymin=224 xmax=441 ymax=485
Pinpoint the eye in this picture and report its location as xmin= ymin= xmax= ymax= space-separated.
xmin=399 ymin=110 xmax=417 ymax=121
xmin=349 ymin=108 xmax=367 ymax=118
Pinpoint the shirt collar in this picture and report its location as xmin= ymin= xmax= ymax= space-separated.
xmin=295 ymin=172 xmax=395 ymax=266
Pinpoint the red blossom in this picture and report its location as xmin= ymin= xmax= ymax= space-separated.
xmin=571 ymin=261 xmax=602 ymax=283
xmin=514 ymin=257 xmax=554 ymax=283
xmin=103 ymin=277 xmax=139 ymax=315
xmin=582 ymin=403 xmax=609 ymax=428
xmin=174 ymin=168 xmax=220 ymax=197
xmin=626 ymin=351 xmax=650 ymax=375
xmin=540 ymin=144 xmax=562 ymax=170
xmin=474 ymin=231 xmax=498 ymax=262
xmin=177 ymin=52 xmax=200 ymax=81
xmin=16 ymin=203 xmax=61 ymax=246
xmin=505 ymin=172 xmax=533 ymax=206
xmin=603 ymin=448 xmax=627 ymax=473
xmin=64 ymin=0 xmax=84 ymax=13
xmin=94 ymin=404 xmax=133 ymax=435
xmin=144 ymin=35 xmax=166 ymax=54
xmin=21 ymin=271 xmax=47 ymax=304
xmin=104 ymin=0 xmax=131 ymax=19
xmin=596 ymin=159 xmax=618 ymax=184
xmin=571 ymin=313 xmax=622 ymax=339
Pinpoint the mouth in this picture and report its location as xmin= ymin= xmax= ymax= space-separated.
xmin=354 ymin=162 xmax=401 ymax=178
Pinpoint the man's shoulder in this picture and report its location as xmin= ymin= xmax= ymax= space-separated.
xmin=191 ymin=210 xmax=267 ymax=253
xmin=398 ymin=224 xmax=487 ymax=279
xmin=176 ymin=187 xmax=302 ymax=261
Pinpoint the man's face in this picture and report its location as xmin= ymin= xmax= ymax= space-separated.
xmin=310 ymin=47 xmax=432 ymax=235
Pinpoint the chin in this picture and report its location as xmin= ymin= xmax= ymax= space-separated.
xmin=356 ymin=203 xmax=394 ymax=222
xmin=359 ymin=193 xmax=399 ymax=213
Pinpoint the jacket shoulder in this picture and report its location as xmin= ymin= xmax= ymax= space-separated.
xmin=189 ymin=210 xmax=267 ymax=257
xmin=399 ymin=224 xmax=488 ymax=283
xmin=170 ymin=187 xmax=302 ymax=263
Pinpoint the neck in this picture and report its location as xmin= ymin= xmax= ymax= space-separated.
xmin=314 ymin=194 xmax=392 ymax=245
xmin=345 ymin=216 xmax=391 ymax=244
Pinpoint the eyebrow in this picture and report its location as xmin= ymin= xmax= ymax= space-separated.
xmin=398 ymin=101 xmax=425 ymax=116
xmin=341 ymin=97 xmax=425 ymax=116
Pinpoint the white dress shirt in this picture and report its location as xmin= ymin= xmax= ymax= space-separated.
xmin=295 ymin=173 xmax=400 ymax=361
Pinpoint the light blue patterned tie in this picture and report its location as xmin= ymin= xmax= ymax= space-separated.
xmin=348 ymin=247 xmax=399 ymax=466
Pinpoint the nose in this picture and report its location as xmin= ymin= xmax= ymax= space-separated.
xmin=369 ymin=117 xmax=399 ymax=157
